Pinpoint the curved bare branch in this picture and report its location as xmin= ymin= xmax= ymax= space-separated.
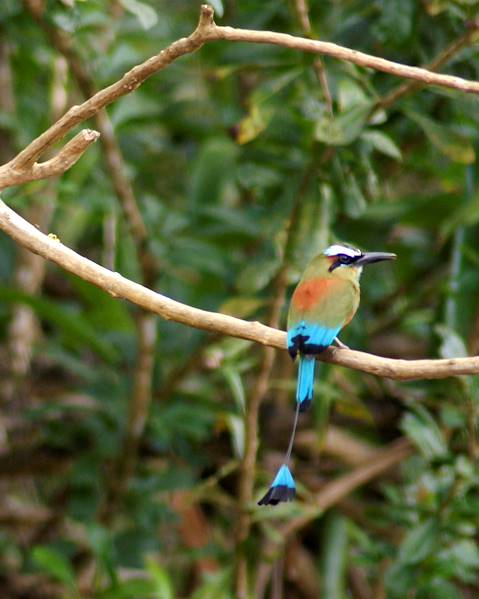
xmin=0 ymin=198 xmax=478 ymax=381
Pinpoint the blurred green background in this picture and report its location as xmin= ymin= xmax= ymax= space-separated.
xmin=1 ymin=0 xmax=479 ymax=597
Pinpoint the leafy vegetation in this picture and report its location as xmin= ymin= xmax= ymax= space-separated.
xmin=1 ymin=0 xmax=479 ymax=597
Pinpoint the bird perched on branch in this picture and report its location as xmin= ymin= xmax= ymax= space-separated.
xmin=258 ymin=243 xmax=396 ymax=506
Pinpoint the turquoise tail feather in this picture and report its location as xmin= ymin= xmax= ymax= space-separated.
xmin=297 ymin=355 xmax=315 ymax=412
xmin=258 ymin=463 xmax=296 ymax=505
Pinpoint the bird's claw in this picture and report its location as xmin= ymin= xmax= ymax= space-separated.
xmin=334 ymin=337 xmax=350 ymax=350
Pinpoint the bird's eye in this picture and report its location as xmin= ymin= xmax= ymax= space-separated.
xmin=338 ymin=254 xmax=352 ymax=265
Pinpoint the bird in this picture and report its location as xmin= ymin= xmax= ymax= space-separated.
xmin=258 ymin=243 xmax=396 ymax=506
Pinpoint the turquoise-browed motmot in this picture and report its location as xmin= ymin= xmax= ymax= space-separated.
xmin=258 ymin=244 xmax=396 ymax=506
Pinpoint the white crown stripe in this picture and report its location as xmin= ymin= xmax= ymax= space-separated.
xmin=323 ymin=244 xmax=361 ymax=258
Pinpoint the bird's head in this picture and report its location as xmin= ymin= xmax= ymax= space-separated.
xmin=322 ymin=244 xmax=396 ymax=281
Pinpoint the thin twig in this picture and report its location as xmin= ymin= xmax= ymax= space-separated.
xmin=0 ymin=129 xmax=100 ymax=189
xmin=24 ymin=0 xmax=148 ymax=250
xmin=296 ymin=425 xmax=379 ymax=467
xmin=208 ymin=18 xmax=479 ymax=94
xmin=376 ymin=24 xmax=479 ymax=111
xmin=124 ymin=313 xmax=157 ymax=466
xmin=100 ymin=311 xmax=157 ymax=521
xmin=3 ymin=6 xmax=215 ymax=175
xmin=291 ymin=0 xmax=333 ymax=114
xmin=0 ymin=504 xmax=52 ymax=527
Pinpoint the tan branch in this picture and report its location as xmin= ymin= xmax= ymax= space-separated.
xmin=0 ymin=129 xmax=99 ymax=189
xmin=293 ymin=0 xmax=312 ymax=34
xmin=5 ymin=5 xmax=215 ymax=173
xmin=0 ymin=504 xmax=52 ymax=527
xmin=1 ymin=198 xmax=479 ymax=380
xmin=207 ymin=22 xmax=479 ymax=95
xmin=3 ymin=2 xmax=479 ymax=190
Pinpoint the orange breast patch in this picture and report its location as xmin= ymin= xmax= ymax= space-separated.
xmin=292 ymin=277 xmax=338 ymax=311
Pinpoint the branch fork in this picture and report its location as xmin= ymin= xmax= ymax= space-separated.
xmin=0 ymin=128 xmax=99 ymax=190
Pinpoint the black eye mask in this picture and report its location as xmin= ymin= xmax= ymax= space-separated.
xmin=329 ymin=253 xmax=360 ymax=272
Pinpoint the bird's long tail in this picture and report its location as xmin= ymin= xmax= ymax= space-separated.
xmin=257 ymin=355 xmax=315 ymax=506
xmin=257 ymin=401 xmax=300 ymax=506
xmin=297 ymin=355 xmax=316 ymax=412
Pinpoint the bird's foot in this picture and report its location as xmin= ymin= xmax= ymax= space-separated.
xmin=334 ymin=337 xmax=350 ymax=350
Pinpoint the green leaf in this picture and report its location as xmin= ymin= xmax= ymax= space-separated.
xmin=440 ymin=193 xmax=479 ymax=240
xmin=435 ymin=325 xmax=468 ymax=359
xmin=119 ymin=0 xmax=158 ymax=29
xmin=417 ymin=579 xmax=459 ymax=599
xmin=441 ymin=539 xmax=479 ymax=582
xmin=236 ymin=163 xmax=281 ymax=191
xmin=191 ymin=570 xmax=233 ymax=599
xmin=85 ymin=523 xmax=117 ymax=585
xmin=398 ymin=518 xmax=439 ymax=565
xmin=385 ymin=562 xmax=415 ymax=598
xmin=0 ymin=286 xmax=118 ymax=362
xmin=190 ymin=138 xmax=239 ymax=206
xmin=321 ymin=513 xmax=348 ymax=599
xmin=225 ymin=413 xmax=244 ymax=458
xmin=342 ymin=170 xmax=368 ymax=218
xmin=338 ymin=78 xmax=370 ymax=112
xmin=219 ymin=296 xmax=265 ymax=318
xmin=145 ymin=558 xmax=175 ymax=599
xmin=376 ymin=0 xmax=414 ymax=44
xmin=237 ymin=103 xmax=275 ymax=144
xmin=222 ymin=366 xmax=246 ymax=413
xmin=32 ymin=546 xmax=76 ymax=588
xmin=237 ymin=70 xmax=300 ymax=144
xmin=70 ymin=277 xmax=135 ymax=333
xmin=315 ymin=102 xmax=373 ymax=146
xmin=406 ymin=111 xmax=475 ymax=164
xmin=362 ymin=130 xmax=402 ymax=160
xmin=401 ymin=406 xmax=448 ymax=459
xmin=208 ymin=0 xmax=224 ymax=18
xmin=95 ymin=579 xmax=157 ymax=599
xmin=236 ymin=258 xmax=280 ymax=293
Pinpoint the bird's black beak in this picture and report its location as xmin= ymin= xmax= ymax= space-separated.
xmin=354 ymin=252 xmax=397 ymax=266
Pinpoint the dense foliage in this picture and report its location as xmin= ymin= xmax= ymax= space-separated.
xmin=1 ymin=0 xmax=479 ymax=597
